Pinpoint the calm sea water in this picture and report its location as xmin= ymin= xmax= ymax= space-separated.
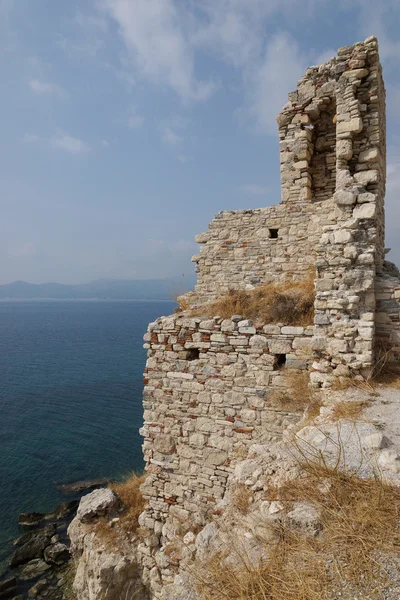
xmin=0 ymin=300 xmax=173 ymax=557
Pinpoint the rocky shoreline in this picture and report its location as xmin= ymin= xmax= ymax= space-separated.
xmin=0 ymin=479 xmax=108 ymax=600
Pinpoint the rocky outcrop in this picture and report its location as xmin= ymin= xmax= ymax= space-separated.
xmin=68 ymin=489 xmax=148 ymax=600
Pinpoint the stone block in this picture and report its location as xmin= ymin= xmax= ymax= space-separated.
xmin=359 ymin=148 xmax=379 ymax=163
xmin=268 ymin=340 xmax=292 ymax=354
xmin=249 ymin=335 xmax=268 ymax=348
xmin=334 ymin=190 xmax=356 ymax=206
xmin=337 ymin=118 xmax=363 ymax=134
xmin=336 ymin=139 xmax=353 ymax=160
xmin=281 ymin=326 xmax=304 ymax=335
xmin=354 ymin=170 xmax=379 ymax=185
xmin=195 ymin=232 xmax=210 ymax=244
xmin=342 ymin=68 xmax=368 ymax=79
xmin=353 ymin=203 xmax=376 ymax=219
xmin=334 ymin=230 xmax=352 ymax=243
xmin=357 ymin=192 xmax=376 ymax=204
xmin=167 ymin=372 xmax=194 ymax=380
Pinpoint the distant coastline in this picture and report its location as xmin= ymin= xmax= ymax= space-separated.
xmin=0 ymin=277 xmax=194 ymax=301
xmin=0 ymin=297 xmax=176 ymax=302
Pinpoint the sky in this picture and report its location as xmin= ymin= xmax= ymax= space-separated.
xmin=0 ymin=0 xmax=400 ymax=285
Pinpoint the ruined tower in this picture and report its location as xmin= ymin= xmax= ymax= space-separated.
xmin=139 ymin=37 xmax=400 ymax=595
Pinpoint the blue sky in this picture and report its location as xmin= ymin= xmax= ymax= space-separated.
xmin=1 ymin=0 xmax=399 ymax=284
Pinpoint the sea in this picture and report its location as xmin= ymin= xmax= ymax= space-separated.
xmin=0 ymin=299 xmax=174 ymax=563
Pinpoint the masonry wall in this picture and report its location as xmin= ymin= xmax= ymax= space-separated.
xmin=191 ymin=202 xmax=333 ymax=305
xmin=310 ymin=36 xmax=386 ymax=383
xmin=191 ymin=38 xmax=386 ymax=386
xmin=141 ymin=315 xmax=314 ymax=531
xmin=375 ymin=274 xmax=400 ymax=361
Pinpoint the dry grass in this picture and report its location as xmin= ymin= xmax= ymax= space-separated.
xmin=174 ymin=293 xmax=192 ymax=312
xmin=269 ymin=371 xmax=314 ymax=412
xmin=94 ymin=473 xmax=146 ymax=546
xmin=373 ymin=344 xmax=400 ymax=388
xmin=194 ymin=463 xmax=400 ymax=600
xmin=231 ymin=484 xmax=253 ymax=515
xmin=194 ymin=274 xmax=315 ymax=326
xmin=111 ymin=472 xmax=147 ymax=534
xmin=331 ymin=400 xmax=369 ymax=421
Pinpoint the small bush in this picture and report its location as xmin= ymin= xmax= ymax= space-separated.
xmin=195 ymin=274 xmax=315 ymax=326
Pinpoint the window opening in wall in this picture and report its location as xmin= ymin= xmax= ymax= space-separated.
xmin=186 ymin=348 xmax=200 ymax=361
xmin=309 ymin=98 xmax=337 ymax=202
xmin=269 ymin=229 xmax=279 ymax=239
xmin=275 ymin=354 xmax=287 ymax=369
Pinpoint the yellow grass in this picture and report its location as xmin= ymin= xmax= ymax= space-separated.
xmin=231 ymin=484 xmax=253 ymax=515
xmin=95 ymin=472 xmax=146 ymax=546
xmin=194 ymin=464 xmax=400 ymax=600
xmin=331 ymin=400 xmax=369 ymax=421
xmin=269 ymin=371 xmax=314 ymax=412
xmin=111 ymin=472 xmax=147 ymax=535
xmin=194 ymin=275 xmax=315 ymax=326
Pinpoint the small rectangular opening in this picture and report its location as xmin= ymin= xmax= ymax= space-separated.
xmin=187 ymin=348 xmax=200 ymax=361
xmin=275 ymin=354 xmax=286 ymax=369
xmin=269 ymin=229 xmax=279 ymax=239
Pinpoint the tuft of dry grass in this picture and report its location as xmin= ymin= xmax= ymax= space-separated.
xmin=373 ymin=344 xmax=400 ymax=388
xmin=269 ymin=371 xmax=314 ymax=412
xmin=194 ymin=463 xmax=400 ymax=600
xmin=331 ymin=400 xmax=369 ymax=421
xmin=194 ymin=274 xmax=315 ymax=326
xmin=95 ymin=473 xmax=146 ymax=546
xmin=231 ymin=484 xmax=253 ymax=515
xmin=111 ymin=472 xmax=147 ymax=535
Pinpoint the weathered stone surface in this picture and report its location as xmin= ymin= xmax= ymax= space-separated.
xmin=76 ymin=488 xmax=117 ymax=524
xmin=286 ymin=502 xmax=322 ymax=536
xmin=19 ymin=559 xmax=52 ymax=580
xmin=0 ymin=577 xmax=17 ymax=598
xmin=43 ymin=542 xmax=70 ymax=565
xmin=10 ymin=534 xmax=51 ymax=567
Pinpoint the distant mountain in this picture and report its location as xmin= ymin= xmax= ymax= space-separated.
xmin=0 ymin=278 xmax=195 ymax=300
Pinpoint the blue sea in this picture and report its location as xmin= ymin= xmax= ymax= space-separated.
xmin=0 ymin=300 xmax=173 ymax=560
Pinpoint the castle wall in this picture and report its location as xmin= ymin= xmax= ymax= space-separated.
xmin=191 ymin=38 xmax=386 ymax=385
xmin=191 ymin=200 xmax=334 ymax=305
xmin=375 ymin=274 xmax=400 ymax=362
xmin=141 ymin=315 xmax=313 ymax=530
xmin=310 ymin=37 xmax=386 ymax=382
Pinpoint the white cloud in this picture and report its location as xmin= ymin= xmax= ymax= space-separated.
xmin=52 ymin=131 xmax=90 ymax=154
xmin=240 ymin=184 xmax=270 ymax=196
xmin=101 ymin=0 xmax=216 ymax=103
xmin=29 ymin=79 xmax=65 ymax=96
xmin=128 ymin=106 xmax=144 ymax=129
xmin=162 ymin=126 xmax=183 ymax=145
xmin=160 ymin=116 xmax=187 ymax=145
xmin=23 ymin=130 xmax=91 ymax=155
xmin=247 ymin=32 xmax=307 ymax=133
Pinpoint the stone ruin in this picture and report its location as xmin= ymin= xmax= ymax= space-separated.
xmin=138 ymin=37 xmax=400 ymax=595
